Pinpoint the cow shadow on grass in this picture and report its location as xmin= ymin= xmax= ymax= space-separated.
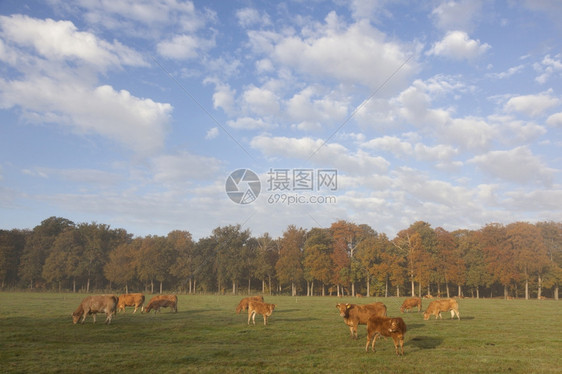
xmin=408 ymin=336 xmax=443 ymax=350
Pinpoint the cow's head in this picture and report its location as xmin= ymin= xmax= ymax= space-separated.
xmin=72 ymin=313 xmax=80 ymax=324
xmin=423 ymin=312 xmax=430 ymax=320
xmin=336 ymin=303 xmax=352 ymax=317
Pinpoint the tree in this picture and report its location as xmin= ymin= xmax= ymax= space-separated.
xmin=435 ymin=227 xmax=466 ymax=297
xmin=481 ymin=223 xmax=518 ymax=298
xmin=276 ymin=225 xmax=306 ymax=296
xmin=104 ymin=240 xmax=139 ymax=293
xmin=0 ymin=229 xmax=26 ymax=288
xmin=537 ymin=221 xmax=562 ymax=300
xmin=303 ymin=228 xmax=333 ymax=296
xmin=168 ymin=230 xmax=196 ymax=294
xmin=507 ymin=222 xmax=549 ymax=299
xmin=456 ymin=230 xmax=487 ymax=298
xmin=330 ymin=220 xmax=364 ymax=296
xmin=18 ymin=217 xmax=74 ymax=289
xmin=253 ymin=233 xmax=277 ymax=294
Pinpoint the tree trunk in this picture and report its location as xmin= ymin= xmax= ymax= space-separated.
xmin=232 ymin=280 xmax=236 ymax=295
xmin=396 ymin=284 xmax=400 ymax=297
xmin=458 ymin=284 xmax=462 ymax=297
xmin=367 ymin=274 xmax=371 ymax=297
xmin=385 ymin=277 xmax=388 ymax=298
xmin=554 ymin=285 xmax=559 ymax=300
xmin=446 ymin=283 xmax=450 ymax=298
xmin=411 ymin=280 xmax=415 ymax=297
xmin=291 ymin=282 xmax=296 ymax=296
xmin=322 ymin=283 xmax=325 ymax=296
xmin=537 ymin=275 xmax=542 ymax=299
xmin=87 ymin=278 xmax=90 ymax=293
xmin=160 ymin=281 xmax=163 ymax=294
xmin=504 ymin=285 xmax=508 ymax=299
xmin=351 ymin=282 xmax=355 ymax=297
xmin=525 ymin=278 xmax=529 ymax=300
xmin=248 ymin=277 xmax=251 ymax=295
xmin=311 ymin=280 xmax=314 ymax=296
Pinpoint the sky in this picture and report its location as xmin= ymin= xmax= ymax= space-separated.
xmin=1 ymin=0 xmax=561 ymax=240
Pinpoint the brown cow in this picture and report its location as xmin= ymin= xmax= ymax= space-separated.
xmin=236 ymin=296 xmax=264 ymax=314
xmin=365 ymin=316 xmax=407 ymax=355
xmin=400 ymin=297 xmax=422 ymax=313
xmin=247 ymin=301 xmax=276 ymax=325
xmin=117 ymin=293 xmax=145 ymax=313
xmin=72 ymin=295 xmax=118 ymax=324
xmin=144 ymin=295 xmax=178 ymax=313
xmin=336 ymin=302 xmax=387 ymax=339
xmin=423 ymin=298 xmax=460 ymax=320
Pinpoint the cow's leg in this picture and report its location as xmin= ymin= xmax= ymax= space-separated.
xmin=133 ymin=306 xmax=137 ymax=314
xmin=353 ymin=324 xmax=358 ymax=339
xmin=372 ymin=333 xmax=380 ymax=352
xmin=263 ymin=315 xmax=267 ymax=325
xmin=349 ymin=326 xmax=354 ymax=339
xmin=105 ymin=312 xmax=111 ymax=324
xmin=365 ymin=331 xmax=372 ymax=352
xmin=252 ymin=312 xmax=256 ymax=325
xmin=392 ymin=336 xmax=399 ymax=355
xmin=247 ymin=311 xmax=252 ymax=325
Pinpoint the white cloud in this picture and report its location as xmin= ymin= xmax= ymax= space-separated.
xmin=249 ymin=13 xmax=417 ymax=90
xmin=504 ymin=91 xmax=560 ymax=117
xmin=534 ymin=54 xmax=562 ymax=84
xmin=0 ymin=77 xmax=172 ymax=154
xmin=242 ymin=86 xmax=280 ymax=116
xmin=250 ymin=135 xmax=389 ymax=176
xmin=427 ymin=31 xmax=490 ymax=60
xmin=546 ymin=112 xmax=562 ymax=127
xmin=469 ymin=146 xmax=555 ymax=185
xmin=226 ymin=117 xmax=273 ymax=130
xmin=236 ymin=7 xmax=271 ymax=27
xmin=0 ymin=15 xmax=147 ymax=69
xmin=157 ymin=33 xmax=215 ymax=60
xmin=431 ymin=0 xmax=483 ymax=32
xmin=205 ymin=127 xmax=219 ymax=139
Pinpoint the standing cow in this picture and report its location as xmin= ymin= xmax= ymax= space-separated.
xmin=423 ymin=298 xmax=460 ymax=320
xmin=72 ymin=295 xmax=118 ymax=324
xmin=336 ymin=302 xmax=387 ymax=339
xmin=117 ymin=293 xmax=145 ymax=313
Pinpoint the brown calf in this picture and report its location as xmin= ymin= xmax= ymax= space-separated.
xmin=365 ymin=316 xmax=407 ymax=355
xmin=247 ymin=301 xmax=276 ymax=325
xmin=400 ymin=297 xmax=422 ymax=313
xmin=144 ymin=295 xmax=178 ymax=313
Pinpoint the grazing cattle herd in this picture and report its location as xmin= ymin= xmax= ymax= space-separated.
xmin=71 ymin=293 xmax=463 ymax=356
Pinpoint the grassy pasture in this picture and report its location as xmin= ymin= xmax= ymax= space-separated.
xmin=0 ymin=293 xmax=560 ymax=373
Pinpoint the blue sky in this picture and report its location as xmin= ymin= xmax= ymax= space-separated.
xmin=1 ymin=0 xmax=561 ymax=239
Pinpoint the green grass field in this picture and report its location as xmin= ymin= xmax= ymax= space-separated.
xmin=0 ymin=293 xmax=560 ymax=373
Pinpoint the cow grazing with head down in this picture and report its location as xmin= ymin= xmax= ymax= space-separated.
xmin=400 ymin=297 xmax=422 ymax=313
xmin=236 ymin=296 xmax=264 ymax=314
xmin=365 ymin=316 xmax=407 ymax=355
xmin=423 ymin=298 xmax=460 ymax=320
xmin=336 ymin=302 xmax=387 ymax=339
xmin=72 ymin=295 xmax=118 ymax=324
xmin=247 ymin=301 xmax=276 ymax=325
xmin=144 ymin=295 xmax=178 ymax=313
xmin=117 ymin=293 xmax=145 ymax=313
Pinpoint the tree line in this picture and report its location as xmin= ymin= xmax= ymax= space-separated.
xmin=0 ymin=217 xmax=560 ymax=300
